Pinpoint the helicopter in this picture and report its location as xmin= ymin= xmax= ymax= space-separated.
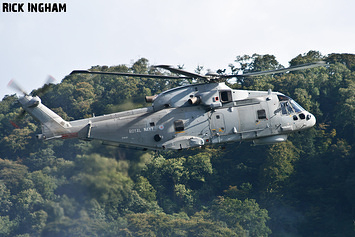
xmin=9 ymin=61 xmax=325 ymax=150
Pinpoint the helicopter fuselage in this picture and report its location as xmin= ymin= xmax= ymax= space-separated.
xmin=22 ymin=82 xmax=316 ymax=150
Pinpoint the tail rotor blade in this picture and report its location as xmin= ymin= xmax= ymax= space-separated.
xmin=8 ymin=79 xmax=28 ymax=96
xmin=45 ymin=75 xmax=56 ymax=85
xmin=36 ymin=75 xmax=56 ymax=96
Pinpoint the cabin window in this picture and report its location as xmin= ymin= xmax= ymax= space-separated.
xmin=174 ymin=120 xmax=184 ymax=132
xmin=257 ymin=109 xmax=267 ymax=119
xmin=150 ymin=122 xmax=155 ymax=126
xmin=220 ymin=90 xmax=232 ymax=103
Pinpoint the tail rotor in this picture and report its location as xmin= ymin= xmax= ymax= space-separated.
xmin=7 ymin=76 xmax=56 ymax=127
xmin=7 ymin=79 xmax=28 ymax=96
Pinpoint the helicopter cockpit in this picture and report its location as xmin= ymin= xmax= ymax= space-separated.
xmin=278 ymin=95 xmax=304 ymax=114
xmin=277 ymin=94 xmax=313 ymax=121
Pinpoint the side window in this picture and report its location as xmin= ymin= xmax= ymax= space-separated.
xmin=286 ymin=102 xmax=294 ymax=114
xmin=257 ymin=109 xmax=267 ymax=119
xmin=174 ymin=120 xmax=184 ymax=132
xmin=220 ymin=90 xmax=232 ymax=103
xmin=280 ymin=103 xmax=287 ymax=114
xmin=280 ymin=102 xmax=293 ymax=115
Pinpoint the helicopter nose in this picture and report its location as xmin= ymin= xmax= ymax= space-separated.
xmin=306 ymin=113 xmax=316 ymax=127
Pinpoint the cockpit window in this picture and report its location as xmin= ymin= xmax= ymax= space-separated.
xmin=277 ymin=95 xmax=289 ymax=101
xmin=280 ymin=102 xmax=294 ymax=114
xmin=277 ymin=95 xmax=305 ymax=115
xmin=290 ymin=100 xmax=305 ymax=112
xmin=280 ymin=103 xmax=287 ymax=114
xmin=286 ymin=102 xmax=294 ymax=113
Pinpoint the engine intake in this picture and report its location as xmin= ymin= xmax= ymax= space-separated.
xmin=188 ymin=96 xmax=200 ymax=105
xmin=145 ymin=95 xmax=157 ymax=103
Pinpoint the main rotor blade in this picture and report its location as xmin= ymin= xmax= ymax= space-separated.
xmin=70 ymin=70 xmax=191 ymax=80
xmin=224 ymin=61 xmax=326 ymax=78
xmin=154 ymin=65 xmax=207 ymax=80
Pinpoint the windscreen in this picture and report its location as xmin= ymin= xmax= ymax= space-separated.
xmin=290 ymin=100 xmax=305 ymax=112
xmin=277 ymin=95 xmax=305 ymax=114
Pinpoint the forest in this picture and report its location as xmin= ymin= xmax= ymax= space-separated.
xmin=0 ymin=51 xmax=354 ymax=236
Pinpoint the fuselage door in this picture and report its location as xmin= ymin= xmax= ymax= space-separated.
xmin=211 ymin=113 xmax=226 ymax=136
xmin=238 ymin=102 xmax=271 ymax=133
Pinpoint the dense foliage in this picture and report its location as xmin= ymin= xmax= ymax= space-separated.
xmin=0 ymin=52 xmax=354 ymax=236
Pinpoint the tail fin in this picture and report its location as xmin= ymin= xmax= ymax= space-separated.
xmin=18 ymin=95 xmax=72 ymax=140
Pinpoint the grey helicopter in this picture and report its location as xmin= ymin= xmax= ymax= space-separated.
xmin=9 ymin=61 xmax=324 ymax=150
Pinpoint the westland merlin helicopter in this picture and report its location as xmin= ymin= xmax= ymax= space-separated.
xmin=10 ymin=61 xmax=325 ymax=150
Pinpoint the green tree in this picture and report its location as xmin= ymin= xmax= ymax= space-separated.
xmin=0 ymin=159 xmax=30 ymax=195
xmin=211 ymin=196 xmax=271 ymax=237
xmin=67 ymin=154 xmax=160 ymax=218
xmin=125 ymin=212 xmax=239 ymax=237
xmin=260 ymin=141 xmax=299 ymax=194
xmin=13 ymin=189 xmax=47 ymax=236
xmin=134 ymin=176 xmax=157 ymax=202
xmin=2 ymin=124 xmax=37 ymax=154
xmin=0 ymin=215 xmax=16 ymax=237
xmin=28 ymin=170 xmax=57 ymax=200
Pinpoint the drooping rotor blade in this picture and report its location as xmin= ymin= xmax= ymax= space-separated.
xmin=223 ymin=61 xmax=326 ymax=78
xmin=70 ymin=70 xmax=191 ymax=80
xmin=7 ymin=79 xmax=28 ymax=96
xmin=154 ymin=65 xmax=207 ymax=80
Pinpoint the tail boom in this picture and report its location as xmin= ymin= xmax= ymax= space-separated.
xmin=19 ymin=95 xmax=73 ymax=140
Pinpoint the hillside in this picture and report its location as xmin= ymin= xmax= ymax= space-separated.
xmin=0 ymin=51 xmax=354 ymax=236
